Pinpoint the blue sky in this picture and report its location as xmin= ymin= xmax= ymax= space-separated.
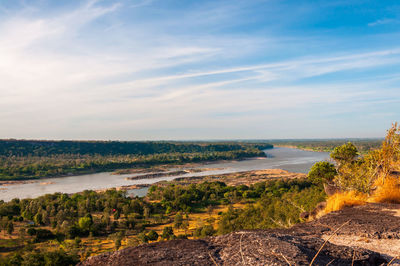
xmin=1 ymin=0 xmax=400 ymax=140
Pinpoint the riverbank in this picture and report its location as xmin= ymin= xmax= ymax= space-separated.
xmin=0 ymin=147 xmax=329 ymax=201
xmin=0 ymin=154 xmax=265 ymax=182
xmin=274 ymin=144 xmax=327 ymax=152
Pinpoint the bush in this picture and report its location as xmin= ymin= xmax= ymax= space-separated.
xmin=147 ymin=230 xmax=159 ymax=241
xmin=161 ymin=226 xmax=175 ymax=240
xmin=27 ymin=228 xmax=55 ymax=242
xmin=308 ymin=161 xmax=337 ymax=185
xmin=330 ymin=142 xmax=358 ymax=165
xmin=21 ymin=250 xmax=78 ymax=266
xmin=193 ymin=225 xmax=215 ymax=237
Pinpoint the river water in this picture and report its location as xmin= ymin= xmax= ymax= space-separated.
xmin=0 ymin=147 xmax=329 ymax=201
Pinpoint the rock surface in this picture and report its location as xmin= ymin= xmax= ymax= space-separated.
xmin=80 ymin=203 xmax=400 ymax=266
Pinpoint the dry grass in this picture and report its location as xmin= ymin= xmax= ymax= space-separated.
xmin=369 ymin=177 xmax=400 ymax=204
xmin=324 ymin=176 xmax=400 ymax=213
xmin=324 ymin=191 xmax=367 ymax=213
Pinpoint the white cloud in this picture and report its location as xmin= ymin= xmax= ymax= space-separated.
xmin=368 ymin=18 xmax=399 ymax=27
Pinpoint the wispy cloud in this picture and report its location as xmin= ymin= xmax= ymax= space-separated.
xmin=368 ymin=18 xmax=399 ymax=27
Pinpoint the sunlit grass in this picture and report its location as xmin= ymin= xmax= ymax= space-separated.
xmin=324 ymin=191 xmax=367 ymax=213
xmin=370 ymin=177 xmax=400 ymax=204
xmin=324 ymin=175 xmax=400 ymax=213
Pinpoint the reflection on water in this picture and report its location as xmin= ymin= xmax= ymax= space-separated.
xmin=0 ymin=147 xmax=329 ymax=201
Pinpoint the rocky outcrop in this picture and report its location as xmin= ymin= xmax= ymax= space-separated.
xmin=80 ymin=203 xmax=400 ymax=266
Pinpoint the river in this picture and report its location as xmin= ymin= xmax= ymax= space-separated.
xmin=0 ymin=147 xmax=329 ymax=201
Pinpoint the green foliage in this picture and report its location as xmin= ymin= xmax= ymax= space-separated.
xmin=0 ymin=176 xmax=327 ymax=261
xmin=323 ymin=141 xmax=380 ymax=193
xmin=217 ymin=179 xmax=326 ymax=234
xmin=6 ymin=221 xmax=14 ymax=235
xmin=161 ymin=226 xmax=175 ymax=240
xmin=137 ymin=232 xmax=149 ymax=243
xmin=74 ymin=237 xmax=81 ymax=248
xmin=78 ymin=217 xmax=93 ymax=233
xmin=26 ymin=228 xmax=55 ymax=242
xmin=330 ymin=142 xmax=359 ymax=165
xmin=0 ymin=250 xmax=79 ymax=266
xmin=173 ymin=212 xmax=183 ymax=229
xmin=0 ymin=140 xmax=272 ymax=157
xmin=272 ymin=139 xmax=381 ymax=153
xmin=308 ymin=161 xmax=337 ymax=184
xmin=193 ymin=224 xmax=215 ymax=238
xmin=148 ymin=181 xmax=243 ymax=212
xmin=147 ymin=230 xmax=159 ymax=241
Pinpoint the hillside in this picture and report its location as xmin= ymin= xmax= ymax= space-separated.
xmin=80 ymin=203 xmax=400 ymax=265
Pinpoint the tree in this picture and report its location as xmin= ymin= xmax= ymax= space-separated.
xmin=181 ymin=220 xmax=189 ymax=235
xmin=147 ymin=230 xmax=159 ymax=241
xmin=194 ymin=224 xmax=215 ymax=237
xmin=6 ymin=221 xmax=14 ymax=235
xmin=114 ymin=238 xmax=122 ymax=251
xmin=78 ymin=217 xmax=93 ymax=233
xmin=173 ymin=213 xmax=183 ymax=229
xmin=161 ymin=226 xmax=175 ymax=240
xmin=137 ymin=232 xmax=148 ymax=243
xmin=74 ymin=237 xmax=82 ymax=248
xmin=33 ymin=212 xmax=43 ymax=225
xmin=330 ymin=142 xmax=358 ymax=166
xmin=308 ymin=161 xmax=337 ymax=184
xmin=113 ymin=231 xmax=125 ymax=250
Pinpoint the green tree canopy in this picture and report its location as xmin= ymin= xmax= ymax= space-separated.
xmin=308 ymin=161 xmax=337 ymax=184
xmin=78 ymin=217 xmax=93 ymax=232
xmin=330 ymin=142 xmax=358 ymax=165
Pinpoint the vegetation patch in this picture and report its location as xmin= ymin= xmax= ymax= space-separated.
xmin=308 ymin=123 xmax=400 ymax=213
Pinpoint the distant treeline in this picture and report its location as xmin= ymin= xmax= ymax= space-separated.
xmin=0 ymin=140 xmax=272 ymax=180
xmin=0 ymin=139 xmax=272 ymax=157
xmin=271 ymin=139 xmax=382 ymax=153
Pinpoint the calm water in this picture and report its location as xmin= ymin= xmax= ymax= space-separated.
xmin=0 ymin=147 xmax=329 ymax=201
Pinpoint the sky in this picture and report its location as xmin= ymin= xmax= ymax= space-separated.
xmin=1 ymin=0 xmax=400 ymax=140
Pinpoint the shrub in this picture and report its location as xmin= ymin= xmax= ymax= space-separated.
xmin=308 ymin=161 xmax=337 ymax=184
xmin=27 ymin=228 xmax=55 ymax=242
xmin=330 ymin=142 xmax=358 ymax=165
xmin=193 ymin=225 xmax=215 ymax=237
xmin=147 ymin=230 xmax=159 ymax=241
xmin=161 ymin=226 xmax=175 ymax=240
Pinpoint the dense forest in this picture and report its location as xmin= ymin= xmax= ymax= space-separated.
xmin=0 ymin=140 xmax=272 ymax=180
xmin=0 ymin=140 xmax=271 ymax=157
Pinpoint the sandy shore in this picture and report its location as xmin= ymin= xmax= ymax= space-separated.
xmin=0 ymin=180 xmax=37 ymax=187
